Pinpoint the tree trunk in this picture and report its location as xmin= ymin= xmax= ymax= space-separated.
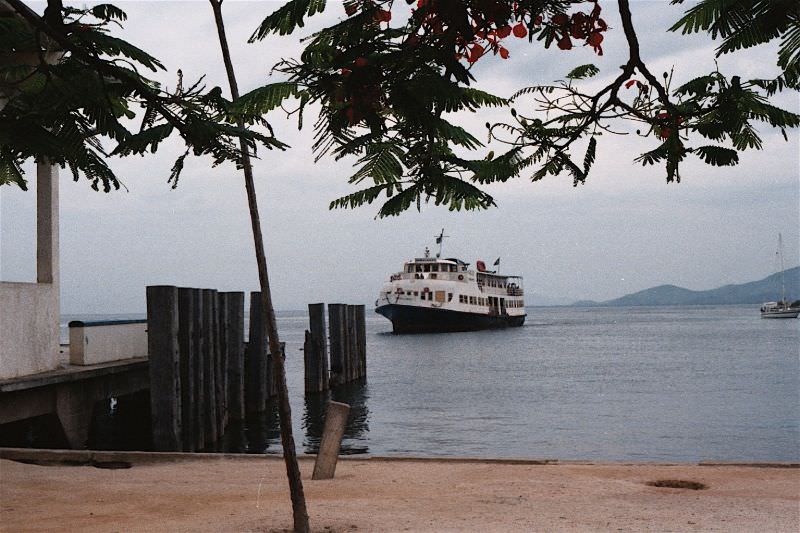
xmin=208 ymin=1 xmax=309 ymax=531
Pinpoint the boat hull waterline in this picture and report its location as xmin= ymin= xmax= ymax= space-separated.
xmin=760 ymin=308 xmax=800 ymax=319
xmin=376 ymin=304 xmax=526 ymax=333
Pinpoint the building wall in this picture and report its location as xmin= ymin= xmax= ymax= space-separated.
xmin=0 ymin=163 xmax=59 ymax=380
xmin=0 ymin=282 xmax=60 ymax=379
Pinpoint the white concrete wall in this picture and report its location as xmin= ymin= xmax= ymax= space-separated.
xmin=69 ymin=322 xmax=148 ymax=365
xmin=0 ymin=163 xmax=60 ymax=380
xmin=0 ymin=282 xmax=60 ymax=379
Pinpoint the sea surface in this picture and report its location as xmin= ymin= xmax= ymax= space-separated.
xmin=61 ymin=305 xmax=799 ymax=462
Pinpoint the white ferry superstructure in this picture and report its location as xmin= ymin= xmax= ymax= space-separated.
xmin=375 ymin=248 xmax=526 ymax=333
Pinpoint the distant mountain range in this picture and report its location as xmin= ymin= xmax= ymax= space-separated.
xmin=572 ymin=267 xmax=800 ymax=307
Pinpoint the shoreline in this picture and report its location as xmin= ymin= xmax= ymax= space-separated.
xmin=1 ymin=447 xmax=799 ymax=468
xmin=2 ymin=448 xmax=798 ymax=532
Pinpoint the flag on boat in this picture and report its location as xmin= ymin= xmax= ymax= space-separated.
xmin=493 ymin=257 xmax=500 ymax=266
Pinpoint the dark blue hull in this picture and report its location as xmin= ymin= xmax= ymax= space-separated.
xmin=375 ymin=304 xmax=525 ymax=333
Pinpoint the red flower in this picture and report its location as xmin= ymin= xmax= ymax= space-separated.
xmin=499 ymin=46 xmax=509 ymax=59
xmin=552 ymin=13 xmax=569 ymax=26
xmin=557 ymin=35 xmax=572 ymax=50
xmin=625 ymin=79 xmax=638 ymax=89
xmin=512 ymin=23 xmax=527 ymax=38
xmin=468 ymin=43 xmax=485 ymax=63
xmin=345 ymin=4 xmax=358 ymax=16
xmin=355 ymin=57 xmax=369 ymax=68
xmin=496 ymin=25 xmax=512 ymax=38
xmin=588 ymin=32 xmax=603 ymax=47
xmin=570 ymin=24 xmax=586 ymax=39
xmin=374 ymin=9 xmax=392 ymax=23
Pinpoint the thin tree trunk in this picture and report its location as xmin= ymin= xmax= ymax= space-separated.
xmin=208 ymin=1 xmax=309 ymax=531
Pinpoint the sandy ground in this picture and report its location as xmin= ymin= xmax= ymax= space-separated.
xmin=1 ymin=456 xmax=798 ymax=532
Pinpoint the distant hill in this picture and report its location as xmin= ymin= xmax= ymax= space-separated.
xmin=577 ymin=267 xmax=800 ymax=307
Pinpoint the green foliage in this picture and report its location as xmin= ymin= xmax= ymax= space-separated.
xmin=566 ymin=64 xmax=599 ymax=80
xmin=249 ymin=0 xmax=327 ymax=39
xmin=233 ymin=82 xmax=301 ymax=120
xmin=1 ymin=1 xmax=286 ymax=191
xmin=243 ymin=0 xmax=528 ymax=217
xmin=670 ymin=0 xmax=800 ymax=87
xmin=244 ymin=0 xmax=797 ymax=216
xmin=692 ymin=145 xmax=739 ymax=166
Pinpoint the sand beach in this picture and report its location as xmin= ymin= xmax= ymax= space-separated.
xmin=1 ymin=451 xmax=798 ymax=532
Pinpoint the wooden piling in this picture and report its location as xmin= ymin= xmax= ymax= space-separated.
xmin=246 ymin=292 xmax=269 ymax=413
xmin=224 ymin=292 xmax=245 ymax=421
xmin=312 ymin=401 xmax=351 ymax=480
xmin=177 ymin=288 xmax=195 ymax=452
xmin=216 ymin=292 xmax=228 ymax=437
xmin=191 ymin=288 xmax=205 ymax=451
xmin=346 ymin=305 xmax=359 ymax=382
xmin=202 ymin=289 xmax=218 ymax=445
xmin=328 ymin=303 xmax=347 ymax=387
xmin=304 ymin=303 xmax=328 ymax=394
xmin=354 ymin=304 xmax=366 ymax=380
xmin=146 ymin=285 xmax=181 ymax=452
xmin=268 ymin=343 xmax=283 ymax=398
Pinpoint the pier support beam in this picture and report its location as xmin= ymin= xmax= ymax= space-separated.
xmin=54 ymin=383 xmax=93 ymax=449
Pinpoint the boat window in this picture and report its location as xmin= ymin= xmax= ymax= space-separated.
xmin=428 ymin=292 xmax=433 ymax=301
xmin=420 ymin=293 xmax=425 ymax=300
xmin=416 ymin=265 xmax=422 ymax=272
xmin=432 ymin=264 xmax=439 ymax=272
xmin=430 ymin=273 xmax=437 ymax=279
xmin=423 ymin=264 xmax=430 ymax=272
xmin=414 ymin=291 xmax=418 ymax=296
xmin=448 ymin=293 xmax=453 ymax=302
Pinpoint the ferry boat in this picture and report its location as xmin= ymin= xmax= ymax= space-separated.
xmin=375 ymin=232 xmax=526 ymax=333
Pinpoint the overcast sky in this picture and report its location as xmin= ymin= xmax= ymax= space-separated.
xmin=1 ymin=0 xmax=798 ymax=313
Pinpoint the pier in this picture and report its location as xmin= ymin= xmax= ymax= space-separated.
xmin=0 ymin=287 xmax=368 ymax=452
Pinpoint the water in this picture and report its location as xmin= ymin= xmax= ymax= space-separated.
xmin=61 ymin=305 xmax=799 ymax=462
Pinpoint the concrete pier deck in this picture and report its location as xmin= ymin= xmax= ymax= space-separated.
xmin=0 ymin=358 xmax=148 ymax=448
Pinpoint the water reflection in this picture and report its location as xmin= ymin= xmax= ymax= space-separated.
xmin=230 ymin=402 xmax=282 ymax=454
xmin=303 ymin=379 xmax=370 ymax=455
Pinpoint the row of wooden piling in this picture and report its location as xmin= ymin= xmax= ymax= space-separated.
xmin=146 ymin=286 xmax=278 ymax=452
xmin=304 ymin=303 xmax=367 ymax=393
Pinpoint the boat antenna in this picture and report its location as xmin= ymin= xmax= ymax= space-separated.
xmin=435 ymin=228 xmax=448 ymax=258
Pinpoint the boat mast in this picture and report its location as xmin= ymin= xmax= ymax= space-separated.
xmin=435 ymin=228 xmax=448 ymax=258
xmin=778 ymin=233 xmax=786 ymax=304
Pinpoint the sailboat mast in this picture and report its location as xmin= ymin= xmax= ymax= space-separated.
xmin=779 ymin=233 xmax=786 ymax=304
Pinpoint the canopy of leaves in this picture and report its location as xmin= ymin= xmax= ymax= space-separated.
xmin=0 ymin=1 xmax=285 ymax=191
xmin=242 ymin=0 xmax=586 ymax=217
xmin=244 ymin=0 xmax=798 ymax=216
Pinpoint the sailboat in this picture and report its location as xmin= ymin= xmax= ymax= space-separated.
xmin=760 ymin=233 xmax=799 ymax=318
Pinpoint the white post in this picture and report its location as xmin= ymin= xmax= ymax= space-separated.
xmin=37 ymin=160 xmax=59 ymax=285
